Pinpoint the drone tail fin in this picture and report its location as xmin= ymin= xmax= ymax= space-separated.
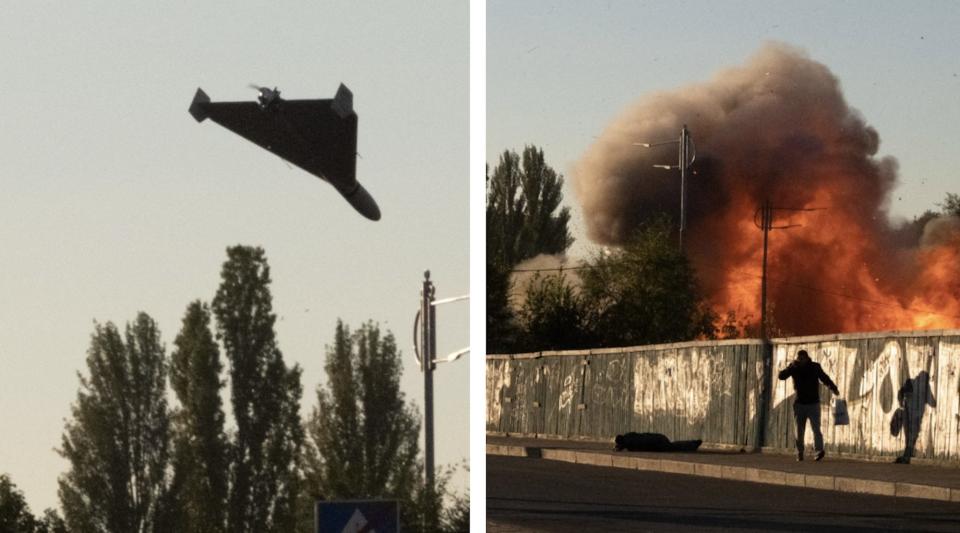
xmin=332 ymin=83 xmax=354 ymax=118
xmin=189 ymin=88 xmax=211 ymax=122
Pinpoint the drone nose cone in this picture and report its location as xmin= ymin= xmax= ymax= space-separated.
xmin=342 ymin=182 xmax=381 ymax=221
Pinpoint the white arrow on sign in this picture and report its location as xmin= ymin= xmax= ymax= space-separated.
xmin=342 ymin=509 xmax=376 ymax=533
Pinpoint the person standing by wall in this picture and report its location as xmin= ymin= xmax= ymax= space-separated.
xmin=778 ymin=349 xmax=840 ymax=461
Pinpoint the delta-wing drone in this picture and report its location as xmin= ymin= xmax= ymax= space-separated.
xmin=189 ymin=84 xmax=380 ymax=220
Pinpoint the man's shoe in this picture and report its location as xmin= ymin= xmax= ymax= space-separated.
xmin=815 ymin=450 xmax=825 ymax=461
xmin=797 ymin=452 xmax=804 ymax=461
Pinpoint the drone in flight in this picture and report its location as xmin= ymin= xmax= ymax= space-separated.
xmin=189 ymin=83 xmax=380 ymax=220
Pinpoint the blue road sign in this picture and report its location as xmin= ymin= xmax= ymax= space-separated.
xmin=315 ymin=499 xmax=400 ymax=533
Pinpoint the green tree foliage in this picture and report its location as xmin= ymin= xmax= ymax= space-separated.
xmin=37 ymin=510 xmax=68 ymax=533
xmin=579 ymin=217 xmax=716 ymax=347
xmin=517 ymin=273 xmax=593 ymax=351
xmin=442 ymin=495 xmax=469 ymax=533
xmin=1 ymin=473 xmax=39 ymax=533
xmin=0 ymin=474 xmax=68 ymax=533
xmin=891 ymin=192 xmax=960 ymax=246
xmin=302 ymin=321 xmax=443 ymax=532
xmin=487 ymin=147 xmax=574 ymax=352
xmin=58 ymin=314 xmax=171 ymax=533
xmin=167 ymin=301 xmax=228 ymax=533
xmin=486 ymin=147 xmax=573 ymax=267
xmin=37 ymin=509 xmax=67 ymax=533
xmin=212 ymin=246 xmax=303 ymax=533
xmin=440 ymin=464 xmax=469 ymax=533
xmin=939 ymin=192 xmax=960 ymax=217
xmin=485 ymin=260 xmax=519 ymax=353
xmin=0 ymin=475 xmax=67 ymax=533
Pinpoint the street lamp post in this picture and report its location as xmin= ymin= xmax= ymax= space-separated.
xmin=634 ymin=124 xmax=696 ymax=250
xmin=413 ymin=271 xmax=468 ymax=493
xmin=419 ymin=272 xmax=436 ymax=490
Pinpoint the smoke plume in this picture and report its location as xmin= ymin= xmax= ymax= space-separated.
xmin=509 ymin=254 xmax=579 ymax=310
xmin=573 ymin=42 xmax=960 ymax=335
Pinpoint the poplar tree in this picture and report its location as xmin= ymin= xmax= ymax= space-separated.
xmin=168 ymin=301 xmax=228 ymax=532
xmin=58 ymin=314 xmax=171 ymax=533
xmin=1 ymin=474 xmax=39 ymax=532
xmin=487 ymin=146 xmax=573 ymax=352
xmin=212 ymin=246 xmax=303 ymax=532
xmin=301 ymin=321 xmax=431 ymax=530
xmin=0 ymin=475 xmax=67 ymax=532
xmin=486 ymin=146 xmax=573 ymax=268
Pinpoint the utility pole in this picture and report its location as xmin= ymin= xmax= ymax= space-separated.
xmin=752 ymin=200 xmax=820 ymax=449
xmin=634 ymin=124 xmax=696 ymax=250
xmin=759 ymin=200 xmax=772 ymax=339
xmin=413 ymin=273 xmax=468 ymax=496
xmin=678 ymin=125 xmax=691 ymax=250
xmin=420 ymin=271 xmax=436 ymax=491
xmin=752 ymin=201 xmax=821 ymax=338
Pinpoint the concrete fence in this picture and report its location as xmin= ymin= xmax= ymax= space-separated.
xmin=487 ymin=330 xmax=960 ymax=462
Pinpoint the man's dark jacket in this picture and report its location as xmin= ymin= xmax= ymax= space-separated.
xmin=778 ymin=361 xmax=838 ymax=404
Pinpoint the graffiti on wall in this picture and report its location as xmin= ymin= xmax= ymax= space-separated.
xmin=489 ymin=332 xmax=960 ymax=460
xmin=486 ymin=359 xmax=510 ymax=431
xmin=769 ymin=334 xmax=959 ymax=461
xmin=633 ymin=348 xmax=716 ymax=423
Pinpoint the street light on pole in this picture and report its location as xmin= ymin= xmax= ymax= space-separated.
xmin=634 ymin=124 xmax=696 ymax=250
xmin=412 ymin=271 xmax=468 ymax=495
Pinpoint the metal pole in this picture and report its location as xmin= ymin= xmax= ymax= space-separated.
xmin=757 ymin=200 xmax=772 ymax=450
xmin=679 ymin=125 xmax=689 ymax=251
xmin=636 ymin=125 xmax=695 ymax=251
xmin=760 ymin=200 xmax=770 ymax=340
xmin=421 ymin=271 xmax=436 ymax=493
xmin=752 ymin=199 xmax=820 ymax=449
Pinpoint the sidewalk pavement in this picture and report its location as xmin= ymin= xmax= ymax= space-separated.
xmin=487 ymin=435 xmax=960 ymax=502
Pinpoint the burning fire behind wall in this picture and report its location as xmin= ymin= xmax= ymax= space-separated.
xmin=573 ymin=43 xmax=960 ymax=336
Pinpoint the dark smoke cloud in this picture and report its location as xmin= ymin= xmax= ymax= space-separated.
xmin=572 ymin=42 xmax=960 ymax=335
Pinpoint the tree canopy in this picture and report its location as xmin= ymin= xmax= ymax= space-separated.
xmin=1 ymin=474 xmax=66 ymax=533
xmin=167 ymin=301 xmax=228 ymax=533
xmin=486 ymin=146 xmax=573 ymax=268
xmin=212 ymin=246 xmax=303 ymax=533
xmin=301 ymin=321 xmax=435 ymax=531
xmin=939 ymin=192 xmax=960 ymax=217
xmin=516 ymin=272 xmax=593 ymax=351
xmin=1 ymin=474 xmax=39 ymax=533
xmin=487 ymin=146 xmax=574 ymax=353
xmin=39 ymin=244 xmax=468 ymax=532
xmin=510 ymin=217 xmax=718 ymax=352
xmin=58 ymin=314 xmax=172 ymax=533
xmin=579 ymin=217 xmax=716 ymax=347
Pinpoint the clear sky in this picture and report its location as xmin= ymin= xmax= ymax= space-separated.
xmin=0 ymin=1 xmax=468 ymax=513
xmin=488 ymin=0 xmax=960 ymax=259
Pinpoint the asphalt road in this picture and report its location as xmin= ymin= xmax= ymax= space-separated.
xmin=488 ymin=455 xmax=960 ymax=532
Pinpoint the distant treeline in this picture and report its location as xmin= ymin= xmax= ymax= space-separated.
xmin=1 ymin=245 xmax=467 ymax=533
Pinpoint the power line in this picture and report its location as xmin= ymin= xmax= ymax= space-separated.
xmin=507 ymin=260 xmax=960 ymax=322
xmin=510 ymin=265 xmax=589 ymax=273
xmin=697 ymin=262 xmax=960 ymax=322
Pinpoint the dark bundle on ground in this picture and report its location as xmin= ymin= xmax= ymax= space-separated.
xmin=614 ymin=432 xmax=703 ymax=452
